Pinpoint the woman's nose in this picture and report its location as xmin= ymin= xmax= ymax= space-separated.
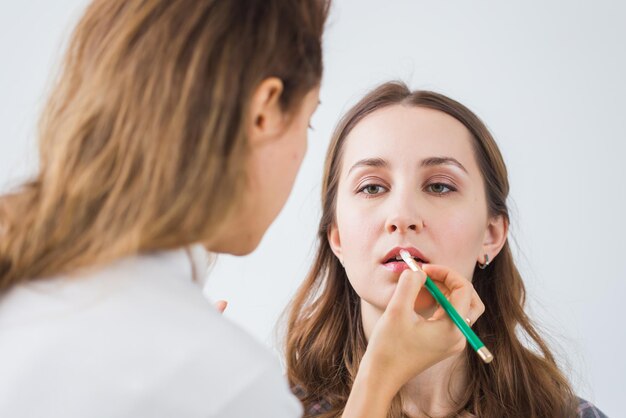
xmin=384 ymin=199 xmax=424 ymax=234
xmin=385 ymin=215 xmax=423 ymax=233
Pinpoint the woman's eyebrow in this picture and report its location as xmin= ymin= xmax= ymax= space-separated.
xmin=347 ymin=157 xmax=388 ymax=175
xmin=420 ymin=156 xmax=468 ymax=174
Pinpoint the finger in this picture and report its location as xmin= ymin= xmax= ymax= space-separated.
xmin=422 ymin=264 xmax=473 ymax=319
xmin=434 ymin=290 xmax=484 ymax=328
xmin=428 ymin=305 xmax=446 ymax=321
xmin=466 ymin=289 xmax=486 ymax=325
xmin=421 ymin=264 xmax=468 ymax=292
xmin=386 ymin=269 xmax=427 ymax=316
xmin=215 ymin=300 xmax=228 ymax=314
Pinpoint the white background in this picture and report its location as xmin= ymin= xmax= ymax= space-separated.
xmin=1 ymin=1 xmax=624 ymax=415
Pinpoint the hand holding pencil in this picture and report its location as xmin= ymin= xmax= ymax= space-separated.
xmin=347 ymin=259 xmax=488 ymax=416
xmin=399 ymin=250 xmax=492 ymax=363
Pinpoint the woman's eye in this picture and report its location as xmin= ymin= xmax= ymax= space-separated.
xmin=427 ymin=183 xmax=453 ymax=194
xmin=359 ymin=184 xmax=386 ymax=195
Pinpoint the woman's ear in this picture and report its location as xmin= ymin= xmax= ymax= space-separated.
xmin=327 ymin=223 xmax=343 ymax=264
xmin=480 ymin=214 xmax=508 ymax=265
xmin=247 ymin=77 xmax=285 ymax=146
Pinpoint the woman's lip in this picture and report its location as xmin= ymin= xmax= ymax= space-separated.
xmin=382 ymin=260 xmax=424 ymax=273
xmin=381 ymin=247 xmax=428 ymax=264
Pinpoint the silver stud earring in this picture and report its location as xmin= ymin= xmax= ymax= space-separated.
xmin=478 ymin=254 xmax=490 ymax=269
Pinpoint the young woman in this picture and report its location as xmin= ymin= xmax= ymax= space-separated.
xmin=0 ymin=2 xmax=480 ymax=417
xmin=285 ymin=82 xmax=608 ymax=417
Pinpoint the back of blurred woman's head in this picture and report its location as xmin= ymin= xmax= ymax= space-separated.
xmin=0 ymin=0 xmax=329 ymax=291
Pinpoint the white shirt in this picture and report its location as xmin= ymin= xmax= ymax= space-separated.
xmin=0 ymin=246 xmax=303 ymax=418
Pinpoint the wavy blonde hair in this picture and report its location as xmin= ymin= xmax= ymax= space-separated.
xmin=285 ymin=82 xmax=578 ymax=417
xmin=0 ymin=0 xmax=329 ymax=291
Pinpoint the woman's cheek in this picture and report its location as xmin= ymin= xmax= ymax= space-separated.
xmin=340 ymin=212 xmax=377 ymax=253
xmin=434 ymin=215 xmax=486 ymax=278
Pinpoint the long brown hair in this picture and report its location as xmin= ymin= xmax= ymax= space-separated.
xmin=0 ymin=0 xmax=329 ymax=291
xmin=285 ymin=82 xmax=578 ymax=417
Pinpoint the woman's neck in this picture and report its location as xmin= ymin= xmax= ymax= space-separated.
xmin=361 ymin=300 xmax=468 ymax=418
xmin=399 ymin=354 xmax=467 ymax=417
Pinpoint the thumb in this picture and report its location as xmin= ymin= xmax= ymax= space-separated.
xmin=386 ymin=269 xmax=426 ymax=315
xmin=215 ymin=300 xmax=228 ymax=314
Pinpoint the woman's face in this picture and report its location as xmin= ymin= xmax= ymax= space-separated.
xmin=329 ymin=104 xmax=498 ymax=315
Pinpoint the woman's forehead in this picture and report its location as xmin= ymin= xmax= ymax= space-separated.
xmin=341 ymin=105 xmax=477 ymax=175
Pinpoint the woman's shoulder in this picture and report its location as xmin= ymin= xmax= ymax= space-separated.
xmin=288 ymin=389 xmax=610 ymax=418
xmin=577 ymin=397 xmax=608 ymax=418
xmin=0 ymin=252 xmax=296 ymax=416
